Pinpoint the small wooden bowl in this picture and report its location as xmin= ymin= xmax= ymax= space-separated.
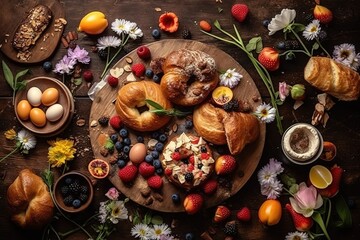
xmin=54 ymin=171 xmax=94 ymax=213
xmin=14 ymin=77 xmax=73 ymax=136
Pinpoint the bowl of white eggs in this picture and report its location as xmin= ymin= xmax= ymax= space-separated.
xmin=14 ymin=77 xmax=74 ymax=136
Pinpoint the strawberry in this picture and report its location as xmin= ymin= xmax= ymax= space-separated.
xmin=118 ymin=164 xmax=138 ymax=183
xmin=231 ymin=4 xmax=249 ymax=23
xmin=313 ymin=5 xmax=333 ymax=24
xmin=215 ymin=155 xmax=236 ymax=175
xmin=136 ymin=45 xmax=151 ymax=60
xmin=139 ymin=162 xmax=155 ymax=178
xmin=82 ymin=70 xmax=93 ymax=82
xmin=131 ymin=63 xmax=146 ymax=77
xmin=258 ymin=47 xmax=280 ymax=71
xmin=183 ymin=193 xmax=204 ymax=214
xmin=107 ymin=75 xmax=119 ymax=87
xmin=171 ymin=152 xmax=181 ymax=161
xmin=109 ymin=115 xmax=122 ymax=129
xmin=165 ymin=167 xmax=172 ymax=176
xmin=202 ymin=179 xmax=218 ymax=195
xmin=236 ymin=207 xmax=251 ymax=222
xmin=199 ymin=20 xmax=212 ymax=32
xmin=285 ymin=203 xmax=313 ymax=231
xmin=318 ymin=165 xmax=343 ymax=198
xmin=147 ymin=175 xmax=163 ymax=189
xmin=213 ymin=205 xmax=231 ymax=223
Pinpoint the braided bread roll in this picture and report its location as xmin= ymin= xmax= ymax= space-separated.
xmin=193 ymin=102 xmax=260 ymax=155
xmin=115 ymin=81 xmax=172 ymax=131
xmin=7 ymin=169 xmax=54 ymax=229
xmin=160 ymin=49 xmax=219 ymax=106
xmin=304 ymin=57 xmax=360 ymax=101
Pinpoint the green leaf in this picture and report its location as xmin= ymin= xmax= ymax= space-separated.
xmin=245 ymin=37 xmax=262 ymax=52
xmin=214 ymin=20 xmax=221 ymax=29
xmin=15 ymin=81 xmax=27 ymax=91
xmin=73 ymin=77 xmax=83 ymax=86
xmin=14 ymin=69 xmax=29 ymax=82
xmin=41 ymin=169 xmax=54 ymax=188
xmin=104 ymin=138 xmax=114 ymax=151
xmin=312 ymin=42 xmax=320 ymax=50
xmin=217 ymin=7 xmax=223 ymax=13
xmin=312 ymin=211 xmax=331 ymax=240
xmin=291 ymin=23 xmax=306 ymax=33
xmin=151 ymin=215 xmax=163 ymax=225
xmin=145 ymin=99 xmax=164 ymax=110
xmin=2 ymin=60 xmax=14 ymax=89
xmin=333 ymin=194 xmax=352 ymax=228
xmin=143 ymin=212 xmax=152 ymax=225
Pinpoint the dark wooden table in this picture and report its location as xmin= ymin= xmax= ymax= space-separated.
xmin=1 ymin=0 xmax=359 ymax=239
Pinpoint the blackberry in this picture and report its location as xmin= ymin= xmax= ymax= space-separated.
xmin=80 ymin=185 xmax=88 ymax=194
xmin=185 ymin=172 xmax=194 ymax=182
xmin=184 ymin=120 xmax=193 ymax=129
xmin=182 ymin=158 xmax=189 ymax=164
xmin=318 ymin=30 xmax=327 ymax=40
xmin=284 ymin=40 xmax=299 ymax=50
xmin=118 ymin=151 xmax=129 ymax=161
xmin=197 ymin=163 xmax=203 ymax=169
xmin=200 ymin=145 xmax=207 ymax=153
xmin=68 ymin=181 xmax=81 ymax=194
xmin=223 ymin=99 xmax=239 ymax=112
xmin=60 ymin=185 xmax=70 ymax=196
xmin=72 ymin=199 xmax=82 ymax=208
xmin=223 ymin=220 xmax=237 ymax=236
xmin=98 ymin=49 xmax=108 ymax=60
xmin=182 ymin=28 xmax=192 ymax=39
xmin=63 ymin=195 xmax=74 ymax=206
xmin=79 ymin=193 xmax=88 ymax=203
xmin=98 ymin=116 xmax=109 ymax=126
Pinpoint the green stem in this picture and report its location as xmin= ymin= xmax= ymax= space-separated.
xmin=316 ymin=39 xmax=331 ymax=57
xmin=325 ymin=198 xmax=332 ymax=227
xmin=279 ymin=49 xmax=311 ymax=56
xmin=50 ymin=224 xmax=61 ymax=240
xmin=290 ymin=28 xmax=311 ymax=57
xmin=59 ymin=213 xmax=100 ymax=238
xmin=312 ymin=211 xmax=331 ymax=240
xmin=0 ymin=146 xmax=19 ymax=164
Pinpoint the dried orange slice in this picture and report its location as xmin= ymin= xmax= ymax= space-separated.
xmin=88 ymin=159 xmax=109 ymax=179
xmin=212 ymin=86 xmax=233 ymax=106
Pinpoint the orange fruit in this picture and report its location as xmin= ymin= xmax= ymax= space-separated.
xmin=309 ymin=165 xmax=333 ymax=189
xmin=78 ymin=11 xmax=108 ymax=35
xmin=88 ymin=159 xmax=110 ymax=179
xmin=258 ymin=199 xmax=282 ymax=226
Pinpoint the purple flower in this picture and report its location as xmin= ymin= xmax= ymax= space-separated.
xmin=289 ymin=182 xmax=323 ymax=217
xmin=105 ymin=187 xmax=120 ymax=200
xmin=53 ymin=55 xmax=76 ymax=75
xmin=279 ymin=82 xmax=290 ymax=101
xmin=67 ymin=45 xmax=91 ymax=64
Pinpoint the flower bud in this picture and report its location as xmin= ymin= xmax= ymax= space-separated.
xmin=291 ymin=84 xmax=305 ymax=100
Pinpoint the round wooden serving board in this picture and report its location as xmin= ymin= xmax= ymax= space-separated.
xmin=0 ymin=0 xmax=65 ymax=63
xmin=89 ymin=39 xmax=266 ymax=212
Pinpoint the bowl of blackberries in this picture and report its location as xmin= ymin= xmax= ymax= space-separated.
xmin=54 ymin=171 xmax=94 ymax=213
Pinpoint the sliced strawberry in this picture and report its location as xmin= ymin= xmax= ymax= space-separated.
xmin=318 ymin=164 xmax=343 ymax=198
xmin=213 ymin=205 xmax=231 ymax=223
xmin=215 ymin=155 xmax=236 ymax=175
xmin=258 ymin=47 xmax=280 ymax=71
xmin=313 ymin=5 xmax=333 ymax=24
xmin=183 ymin=193 xmax=204 ymax=214
xmin=285 ymin=203 xmax=313 ymax=231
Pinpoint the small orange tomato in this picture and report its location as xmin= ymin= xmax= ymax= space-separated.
xmin=78 ymin=11 xmax=108 ymax=35
xmin=258 ymin=199 xmax=282 ymax=226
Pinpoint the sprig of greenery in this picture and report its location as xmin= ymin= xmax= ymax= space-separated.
xmin=145 ymin=99 xmax=191 ymax=117
xmin=1 ymin=60 xmax=29 ymax=105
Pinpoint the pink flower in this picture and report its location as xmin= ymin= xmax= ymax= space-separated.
xmin=67 ymin=45 xmax=91 ymax=64
xmin=105 ymin=187 xmax=120 ymax=200
xmin=279 ymin=82 xmax=290 ymax=101
xmin=289 ymin=182 xmax=323 ymax=217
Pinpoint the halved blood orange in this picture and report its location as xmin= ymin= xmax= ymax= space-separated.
xmin=88 ymin=159 xmax=110 ymax=179
xmin=212 ymin=86 xmax=233 ymax=106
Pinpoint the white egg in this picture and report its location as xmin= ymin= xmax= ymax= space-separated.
xmin=45 ymin=104 xmax=64 ymax=122
xmin=27 ymin=87 xmax=42 ymax=107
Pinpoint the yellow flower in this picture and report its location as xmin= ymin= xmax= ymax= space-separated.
xmin=48 ymin=139 xmax=76 ymax=167
xmin=4 ymin=129 xmax=17 ymax=140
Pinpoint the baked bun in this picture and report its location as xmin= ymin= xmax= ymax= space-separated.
xmin=115 ymin=81 xmax=172 ymax=131
xmin=7 ymin=169 xmax=54 ymax=229
xmin=160 ymin=49 xmax=219 ymax=106
xmin=304 ymin=56 xmax=360 ymax=101
xmin=161 ymin=133 xmax=214 ymax=191
xmin=193 ymin=102 xmax=260 ymax=155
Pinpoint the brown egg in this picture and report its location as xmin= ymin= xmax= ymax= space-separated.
xmin=41 ymin=87 xmax=59 ymax=106
xmin=16 ymin=99 xmax=32 ymax=120
xmin=129 ymin=143 xmax=147 ymax=164
xmin=30 ymin=108 xmax=46 ymax=127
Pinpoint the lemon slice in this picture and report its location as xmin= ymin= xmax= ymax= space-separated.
xmin=309 ymin=165 xmax=333 ymax=189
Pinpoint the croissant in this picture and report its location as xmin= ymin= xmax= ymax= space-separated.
xmin=7 ymin=169 xmax=54 ymax=229
xmin=193 ymin=102 xmax=260 ymax=155
xmin=115 ymin=81 xmax=172 ymax=131
xmin=304 ymin=57 xmax=360 ymax=101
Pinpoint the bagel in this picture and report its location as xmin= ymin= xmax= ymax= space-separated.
xmin=160 ymin=49 xmax=219 ymax=106
xmin=115 ymin=81 xmax=172 ymax=131
xmin=193 ymin=102 xmax=260 ymax=155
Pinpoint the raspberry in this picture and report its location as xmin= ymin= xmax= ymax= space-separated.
xmin=187 ymin=164 xmax=194 ymax=172
xmin=172 ymin=152 xmax=181 ymax=161
xmin=82 ymin=70 xmax=93 ymax=82
xmin=136 ymin=46 xmax=151 ymax=60
xmin=109 ymin=115 xmax=122 ymax=129
xmin=107 ymin=75 xmax=119 ymax=87
xmin=189 ymin=155 xmax=195 ymax=164
xmin=131 ymin=63 xmax=146 ymax=77
xmin=165 ymin=167 xmax=172 ymax=176
xmin=182 ymin=29 xmax=192 ymax=39
xmin=147 ymin=175 xmax=163 ymax=189
xmin=201 ymin=153 xmax=209 ymax=160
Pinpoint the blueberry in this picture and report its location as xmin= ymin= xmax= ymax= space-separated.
xmin=185 ymin=172 xmax=194 ymax=182
xmin=123 ymin=137 xmax=131 ymax=146
xmin=276 ymin=41 xmax=286 ymax=50
xmin=64 ymin=177 xmax=73 ymax=185
xmin=123 ymin=145 xmax=130 ymax=153
xmin=262 ymin=19 xmax=270 ymax=28
xmin=151 ymin=131 xmax=160 ymax=139
xmin=137 ymin=136 xmax=144 ymax=143
xmin=152 ymin=28 xmax=161 ymax=39
xmin=155 ymin=142 xmax=164 ymax=152
xmin=42 ymin=61 xmax=52 ymax=72
xmin=72 ymin=199 xmax=82 ymax=208
xmin=153 ymin=159 xmax=161 ymax=169
xmin=185 ymin=120 xmax=193 ymax=129
xmin=153 ymin=74 xmax=161 ymax=83
xmin=185 ymin=232 xmax=195 ymax=240
xmin=155 ymin=168 xmax=163 ymax=175
xmin=197 ymin=163 xmax=203 ymax=169
xmin=151 ymin=151 xmax=159 ymax=159
xmin=145 ymin=154 xmax=154 ymax=163
xmin=145 ymin=69 xmax=154 ymax=78
xmin=171 ymin=193 xmax=180 ymax=204
xmin=117 ymin=159 xmax=126 ymax=168
xmin=158 ymin=134 xmax=167 ymax=143
xmin=110 ymin=134 xmax=118 ymax=143
xmin=200 ymin=146 xmax=207 ymax=153
xmin=115 ymin=141 xmax=123 ymax=151
xmin=119 ymin=128 xmax=128 ymax=138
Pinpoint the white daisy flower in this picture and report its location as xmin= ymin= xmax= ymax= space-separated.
xmin=131 ymin=223 xmax=151 ymax=240
xmin=332 ymin=43 xmax=360 ymax=70
xmin=351 ymin=52 xmax=360 ymax=70
xmin=108 ymin=200 xmax=128 ymax=224
xmin=98 ymin=201 xmax=108 ymax=223
xmin=219 ymin=68 xmax=243 ymax=88
xmin=149 ymin=224 xmax=172 ymax=240
xmin=261 ymin=179 xmax=283 ymax=199
xmin=268 ymin=9 xmax=296 ymax=35
xmin=285 ymin=231 xmax=310 ymax=240
xmin=111 ymin=19 xmax=132 ymax=35
xmin=303 ymin=19 xmax=321 ymax=41
xmin=16 ymin=129 xmax=36 ymax=151
xmin=97 ymin=36 xmax=122 ymax=50
xmin=128 ymin=24 xmax=143 ymax=40
xmin=254 ymin=103 xmax=276 ymax=123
